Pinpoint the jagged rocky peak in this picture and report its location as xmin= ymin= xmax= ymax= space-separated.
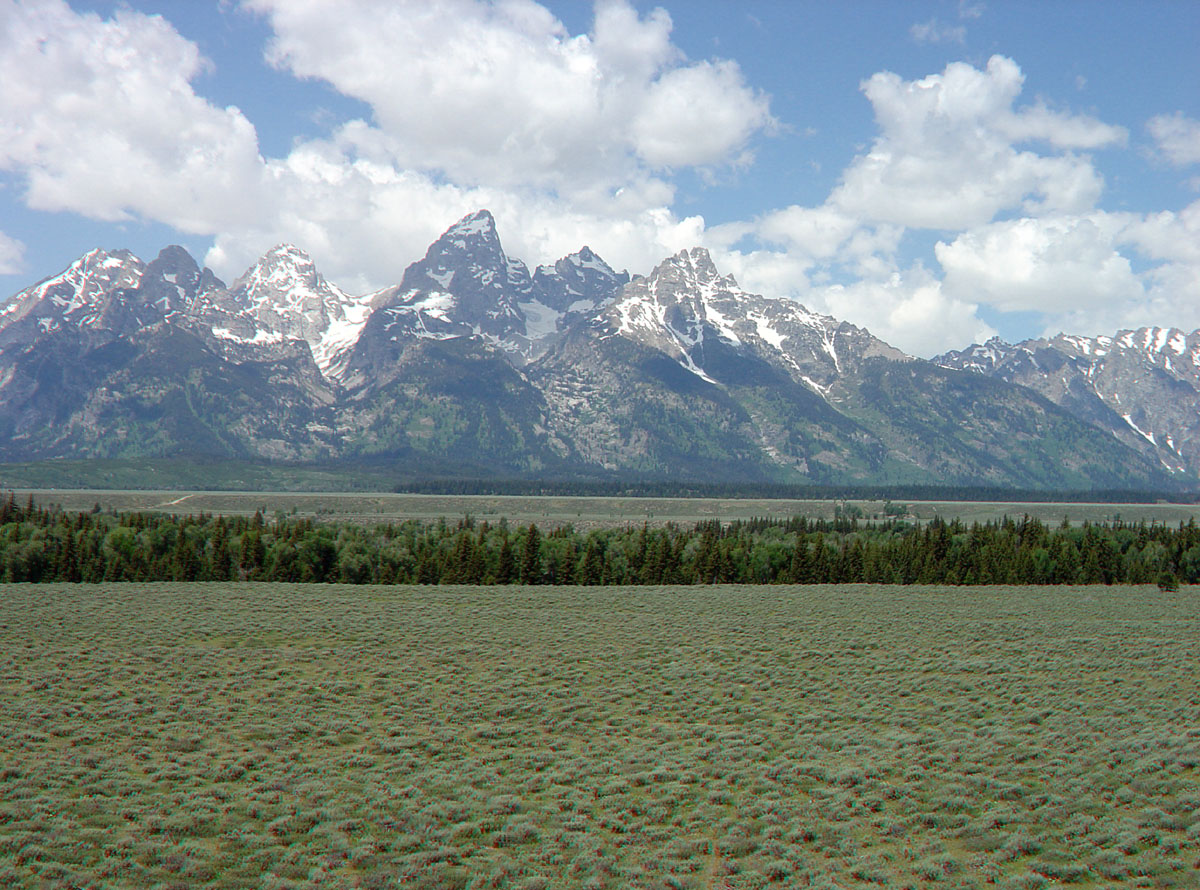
xmin=936 ymin=325 xmax=1200 ymax=476
xmin=0 ymin=247 xmax=146 ymax=339
xmin=653 ymin=246 xmax=737 ymax=295
xmin=936 ymin=335 xmax=1019 ymax=374
xmin=138 ymin=245 xmax=225 ymax=313
xmin=449 ymin=208 xmax=500 ymax=240
xmin=207 ymin=243 xmax=374 ymax=380
xmin=355 ymin=211 xmax=632 ymax=369
xmin=388 ymin=210 xmax=531 ymax=341
xmin=230 ymin=244 xmax=331 ymax=305
xmin=399 ymin=209 xmax=531 ymax=296
xmin=609 ymin=247 xmax=758 ymax=341
xmin=601 ymin=246 xmax=907 ymax=391
xmin=1055 ymin=326 xmax=1200 ymax=369
xmin=532 ymin=245 xmax=630 ymax=312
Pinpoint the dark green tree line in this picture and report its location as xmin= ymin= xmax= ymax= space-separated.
xmin=0 ymin=493 xmax=1197 ymax=587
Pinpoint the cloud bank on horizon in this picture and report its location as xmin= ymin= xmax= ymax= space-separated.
xmin=0 ymin=0 xmax=1198 ymax=357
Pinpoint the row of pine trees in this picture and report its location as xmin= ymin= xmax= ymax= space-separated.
xmin=0 ymin=494 xmax=1196 ymax=587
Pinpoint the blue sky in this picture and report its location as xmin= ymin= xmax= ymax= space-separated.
xmin=1 ymin=0 xmax=1197 ymax=355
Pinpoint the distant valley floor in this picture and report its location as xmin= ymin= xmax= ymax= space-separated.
xmin=10 ymin=487 xmax=1200 ymax=529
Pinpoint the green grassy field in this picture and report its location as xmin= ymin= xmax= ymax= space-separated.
xmin=1 ymin=583 xmax=1196 ymax=888
xmin=8 ymin=488 xmax=1200 ymax=529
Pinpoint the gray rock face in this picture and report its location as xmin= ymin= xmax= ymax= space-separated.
xmin=938 ymin=329 xmax=1200 ymax=475
xmin=532 ymin=246 xmax=628 ymax=310
xmin=0 ymin=248 xmax=146 ymax=351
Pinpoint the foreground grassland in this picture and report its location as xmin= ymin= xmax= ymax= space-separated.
xmin=1 ymin=585 xmax=1197 ymax=889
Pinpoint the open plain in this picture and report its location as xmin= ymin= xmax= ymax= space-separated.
xmin=1 ymin=583 xmax=1197 ymax=888
xmin=7 ymin=488 xmax=1200 ymax=529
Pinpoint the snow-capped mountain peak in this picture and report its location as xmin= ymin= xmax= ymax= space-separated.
xmin=378 ymin=211 xmax=537 ymax=350
xmin=650 ymin=247 xmax=735 ymax=297
xmin=230 ymin=244 xmax=331 ymax=308
xmin=445 ymin=209 xmax=499 ymax=242
xmin=200 ymin=244 xmax=374 ymax=379
xmin=606 ymin=247 xmax=904 ymax=389
xmin=0 ymin=248 xmax=145 ymax=343
xmin=532 ymin=246 xmax=630 ymax=314
xmin=401 ymin=211 xmax=516 ymax=296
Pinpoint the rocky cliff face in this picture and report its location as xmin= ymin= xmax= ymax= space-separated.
xmin=0 ymin=212 xmax=1182 ymax=489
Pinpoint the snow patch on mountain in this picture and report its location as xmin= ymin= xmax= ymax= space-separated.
xmin=518 ymin=299 xmax=563 ymax=340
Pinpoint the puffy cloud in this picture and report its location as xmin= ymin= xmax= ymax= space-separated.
xmin=754 ymin=206 xmax=864 ymax=261
xmin=713 ymin=247 xmax=816 ymax=301
xmin=631 ymin=60 xmax=773 ymax=168
xmin=0 ymin=230 xmax=24 ymax=275
xmin=1046 ymin=200 xmax=1200 ymax=338
xmin=932 ymin=202 xmax=1200 ymax=342
xmin=936 ymin=215 xmax=1143 ymax=312
xmin=999 ymin=103 xmax=1127 ymax=150
xmin=0 ymin=0 xmax=267 ymax=231
xmin=829 ymin=56 xmax=1123 ymax=230
xmin=1120 ymin=199 xmax=1200 ymax=265
xmin=244 ymin=0 xmax=772 ymax=192
xmin=1147 ymin=113 xmax=1200 ymax=167
xmin=1043 ymin=264 xmax=1200 ymax=342
xmin=201 ymin=0 xmax=769 ymax=286
xmin=810 ymin=266 xmax=996 ymax=358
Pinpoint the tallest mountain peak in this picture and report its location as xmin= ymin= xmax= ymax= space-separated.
xmin=444 ymin=209 xmax=499 ymax=241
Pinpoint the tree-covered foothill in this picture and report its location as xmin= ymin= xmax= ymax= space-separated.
xmin=0 ymin=493 xmax=1197 ymax=586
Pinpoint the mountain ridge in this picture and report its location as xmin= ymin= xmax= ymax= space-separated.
xmin=0 ymin=211 xmax=1186 ymax=490
xmin=937 ymin=327 xmax=1200 ymax=476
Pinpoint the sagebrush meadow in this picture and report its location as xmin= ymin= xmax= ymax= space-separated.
xmin=1 ymin=583 xmax=1196 ymax=888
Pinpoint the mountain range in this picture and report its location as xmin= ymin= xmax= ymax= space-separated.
xmin=0 ymin=210 xmax=1190 ymax=491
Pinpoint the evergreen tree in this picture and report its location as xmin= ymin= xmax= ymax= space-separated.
xmin=172 ymin=526 xmax=200 ymax=582
xmin=210 ymin=517 xmax=232 ymax=581
xmin=519 ymin=524 xmax=542 ymax=584
xmin=579 ymin=539 xmax=604 ymax=586
xmin=496 ymin=535 xmax=515 ymax=584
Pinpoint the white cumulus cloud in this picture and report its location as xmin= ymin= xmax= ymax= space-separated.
xmin=243 ymin=0 xmax=772 ymax=193
xmin=0 ymin=0 xmax=267 ymax=232
xmin=829 ymin=56 xmax=1123 ymax=230
xmin=811 ymin=266 xmax=996 ymax=359
xmin=1120 ymin=199 xmax=1200 ymax=265
xmin=937 ymin=215 xmax=1143 ymax=312
xmin=1147 ymin=113 xmax=1200 ymax=167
